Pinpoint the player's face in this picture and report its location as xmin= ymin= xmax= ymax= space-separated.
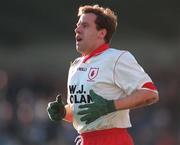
xmin=75 ymin=13 xmax=102 ymax=55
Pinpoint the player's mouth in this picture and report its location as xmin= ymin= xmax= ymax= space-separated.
xmin=76 ymin=35 xmax=83 ymax=42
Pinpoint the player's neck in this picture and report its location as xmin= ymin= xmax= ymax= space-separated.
xmin=83 ymin=41 xmax=106 ymax=56
xmin=82 ymin=43 xmax=109 ymax=63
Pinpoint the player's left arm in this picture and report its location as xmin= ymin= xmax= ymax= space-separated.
xmin=113 ymin=51 xmax=159 ymax=109
xmin=78 ymin=86 xmax=159 ymax=124
xmin=114 ymin=88 xmax=159 ymax=110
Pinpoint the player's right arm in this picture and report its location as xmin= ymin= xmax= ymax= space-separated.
xmin=63 ymin=104 xmax=73 ymax=122
xmin=47 ymin=95 xmax=73 ymax=123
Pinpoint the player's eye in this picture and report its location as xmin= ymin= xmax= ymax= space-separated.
xmin=82 ymin=23 xmax=88 ymax=28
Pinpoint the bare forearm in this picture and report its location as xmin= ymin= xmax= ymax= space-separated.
xmin=114 ymin=89 xmax=159 ymax=110
xmin=63 ymin=104 xmax=73 ymax=122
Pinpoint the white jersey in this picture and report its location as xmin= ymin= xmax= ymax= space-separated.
xmin=67 ymin=46 xmax=155 ymax=133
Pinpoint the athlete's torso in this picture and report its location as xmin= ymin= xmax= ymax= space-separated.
xmin=67 ymin=48 xmax=151 ymax=133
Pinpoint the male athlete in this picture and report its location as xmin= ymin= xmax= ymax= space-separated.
xmin=47 ymin=5 xmax=159 ymax=145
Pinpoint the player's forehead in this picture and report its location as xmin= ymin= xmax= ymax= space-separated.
xmin=76 ymin=13 xmax=97 ymax=26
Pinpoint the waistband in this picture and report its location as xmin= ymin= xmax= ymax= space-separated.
xmin=81 ymin=128 xmax=128 ymax=138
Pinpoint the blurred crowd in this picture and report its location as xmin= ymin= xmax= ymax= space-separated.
xmin=0 ymin=67 xmax=179 ymax=145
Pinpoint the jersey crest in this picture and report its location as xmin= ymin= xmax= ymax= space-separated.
xmin=88 ymin=67 xmax=99 ymax=81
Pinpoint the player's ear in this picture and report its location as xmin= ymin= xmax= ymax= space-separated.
xmin=98 ymin=29 xmax=107 ymax=39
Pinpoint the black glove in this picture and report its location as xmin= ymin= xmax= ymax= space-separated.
xmin=47 ymin=94 xmax=66 ymax=121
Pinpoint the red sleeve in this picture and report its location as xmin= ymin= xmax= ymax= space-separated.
xmin=141 ymin=82 xmax=157 ymax=91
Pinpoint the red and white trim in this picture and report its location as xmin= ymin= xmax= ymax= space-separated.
xmin=140 ymin=82 xmax=158 ymax=93
xmin=83 ymin=43 xmax=109 ymax=63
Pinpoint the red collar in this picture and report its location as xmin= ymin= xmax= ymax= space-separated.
xmin=82 ymin=43 xmax=109 ymax=63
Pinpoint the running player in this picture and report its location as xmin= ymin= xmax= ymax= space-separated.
xmin=47 ymin=4 xmax=159 ymax=145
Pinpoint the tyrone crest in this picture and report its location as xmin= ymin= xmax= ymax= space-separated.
xmin=88 ymin=67 xmax=99 ymax=81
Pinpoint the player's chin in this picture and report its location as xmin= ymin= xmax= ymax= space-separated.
xmin=76 ymin=45 xmax=84 ymax=54
xmin=76 ymin=46 xmax=80 ymax=52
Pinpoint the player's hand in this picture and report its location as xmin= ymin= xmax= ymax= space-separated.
xmin=47 ymin=94 xmax=66 ymax=121
xmin=78 ymin=90 xmax=116 ymax=124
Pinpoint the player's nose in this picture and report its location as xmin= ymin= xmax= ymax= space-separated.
xmin=74 ymin=25 xmax=81 ymax=34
